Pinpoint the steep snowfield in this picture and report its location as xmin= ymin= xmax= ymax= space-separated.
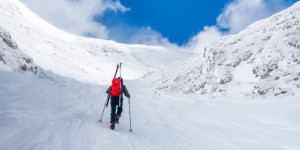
xmin=149 ymin=1 xmax=300 ymax=97
xmin=0 ymin=0 xmax=189 ymax=84
xmin=1 ymin=0 xmax=300 ymax=150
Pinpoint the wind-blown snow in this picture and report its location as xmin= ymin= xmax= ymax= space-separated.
xmin=150 ymin=1 xmax=300 ymax=97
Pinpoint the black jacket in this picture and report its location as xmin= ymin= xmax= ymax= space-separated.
xmin=106 ymin=84 xmax=130 ymax=98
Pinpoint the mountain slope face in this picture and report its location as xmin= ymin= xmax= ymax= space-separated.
xmin=149 ymin=2 xmax=300 ymax=97
xmin=0 ymin=26 xmax=44 ymax=75
xmin=0 ymin=0 xmax=189 ymax=84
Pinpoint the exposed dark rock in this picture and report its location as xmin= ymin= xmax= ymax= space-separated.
xmin=0 ymin=53 xmax=6 ymax=64
xmin=288 ymin=41 xmax=300 ymax=49
xmin=258 ymin=89 xmax=268 ymax=95
xmin=219 ymin=74 xmax=233 ymax=84
xmin=20 ymin=64 xmax=27 ymax=71
xmin=233 ymin=59 xmax=242 ymax=67
xmin=243 ymin=53 xmax=253 ymax=61
xmin=22 ymin=57 xmax=33 ymax=64
xmin=0 ymin=30 xmax=18 ymax=49
xmin=262 ymin=35 xmax=272 ymax=41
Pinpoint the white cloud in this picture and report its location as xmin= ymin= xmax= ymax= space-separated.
xmin=123 ymin=0 xmax=293 ymax=51
xmin=132 ymin=0 xmax=294 ymax=52
xmin=20 ymin=0 xmax=294 ymax=51
xmin=186 ymin=26 xmax=222 ymax=53
xmin=20 ymin=0 xmax=175 ymax=48
xmin=127 ymin=27 xmax=175 ymax=46
xmin=20 ymin=0 xmax=129 ymax=39
xmin=185 ymin=0 xmax=294 ymax=53
xmin=106 ymin=24 xmax=179 ymax=49
xmin=217 ymin=0 xmax=292 ymax=34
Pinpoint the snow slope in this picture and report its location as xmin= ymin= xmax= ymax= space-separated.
xmin=1 ymin=68 xmax=300 ymax=150
xmin=0 ymin=0 xmax=190 ymax=84
xmin=149 ymin=1 xmax=300 ymax=97
xmin=1 ymin=0 xmax=300 ymax=150
xmin=0 ymin=26 xmax=45 ymax=76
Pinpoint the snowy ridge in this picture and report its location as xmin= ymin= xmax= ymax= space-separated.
xmin=149 ymin=1 xmax=300 ymax=97
xmin=0 ymin=0 xmax=188 ymax=84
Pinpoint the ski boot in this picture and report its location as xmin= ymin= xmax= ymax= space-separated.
xmin=116 ymin=114 xmax=121 ymax=124
xmin=110 ymin=123 xmax=115 ymax=130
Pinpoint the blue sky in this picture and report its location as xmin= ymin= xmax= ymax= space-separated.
xmin=97 ymin=0 xmax=229 ymax=45
xmin=96 ymin=0 xmax=298 ymax=45
xmin=21 ymin=0 xmax=299 ymax=46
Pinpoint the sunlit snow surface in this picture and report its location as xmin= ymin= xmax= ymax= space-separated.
xmin=0 ymin=0 xmax=189 ymax=84
xmin=150 ymin=2 xmax=300 ymax=97
xmin=1 ymin=0 xmax=300 ymax=149
xmin=1 ymin=68 xmax=300 ymax=150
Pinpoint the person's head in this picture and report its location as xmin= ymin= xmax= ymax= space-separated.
xmin=118 ymin=77 xmax=123 ymax=84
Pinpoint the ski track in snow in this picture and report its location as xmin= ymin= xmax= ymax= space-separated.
xmin=1 ymin=69 xmax=300 ymax=150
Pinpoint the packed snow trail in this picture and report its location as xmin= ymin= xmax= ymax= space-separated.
xmin=1 ymin=66 xmax=300 ymax=150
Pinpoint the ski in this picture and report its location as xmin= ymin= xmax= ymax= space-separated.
xmin=118 ymin=62 xmax=122 ymax=107
xmin=100 ymin=63 xmax=119 ymax=123
xmin=105 ymin=63 xmax=120 ymax=107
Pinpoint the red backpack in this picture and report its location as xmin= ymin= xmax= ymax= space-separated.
xmin=110 ymin=78 xmax=121 ymax=97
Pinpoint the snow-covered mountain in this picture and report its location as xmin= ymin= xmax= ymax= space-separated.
xmin=0 ymin=26 xmax=41 ymax=74
xmin=3 ymin=0 xmax=298 ymax=97
xmin=149 ymin=1 xmax=300 ymax=97
xmin=1 ymin=0 xmax=300 ymax=150
xmin=0 ymin=0 xmax=189 ymax=84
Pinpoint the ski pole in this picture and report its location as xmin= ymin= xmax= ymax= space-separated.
xmin=100 ymin=100 xmax=107 ymax=122
xmin=128 ymin=98 xmax=132 ymax=131
xmin=105 ymin=94 xmax=110 ymax=107
xmin=119 ymin=63 xmax=122 ymax=107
